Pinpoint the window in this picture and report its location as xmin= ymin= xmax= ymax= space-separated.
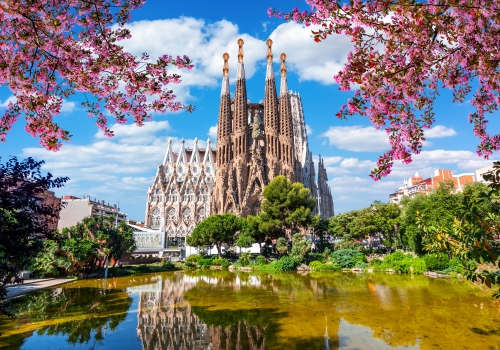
xmin=170 ymin=189 xmax=175 ymax=194
xmin=206 ymin=167 xmax=211 ymax=173
xmin=167 ymin=208 xmax=176 ymax=221
xmin=182 ymin=208 xmax=192 ymax=222
xmin=179 ymin=167 xmax=184 ymax=174
xmin=166 ymin=167 xmax=171 ymax=174
xmin=186 ymin=189 xmax=190 ymax=194
xmin=194 ymin=167 xmax=198 ymax=173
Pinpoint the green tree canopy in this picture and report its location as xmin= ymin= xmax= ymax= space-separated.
xmin=259 ymin=176 xmax=318 ymax=238
xmin=58 ymin=216 xmax=136 ymax=275
xmin=400 ymin=181 xmax=463 ymax=253
xmin=187 ymin=214 xmax=241 ymax=257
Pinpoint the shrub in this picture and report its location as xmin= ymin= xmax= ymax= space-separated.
xmin=320 ymin=263 xmax=342 ymax=271
xmin=393 ymin=257 xmax=427 ymax=274
xmin=186 ymin=254 xmax=202 ymax=263
xmin=289 ymin=233 xmax=311 ymax=262
xmin=308 ymin=253 xmax=325 ymax=263
xmin=323 ymin=247 xmax=332 ymax=257
xmin=256 ymin=255 xmax=267 ymax=265
xmin=212 ymin=258 xmax=230 ymax=268
xmin=331 ymin=249 xmax=365 ymax=269
xmin=184 ymin=261 xmax=196 ymax=269
xmin=369 ymin=258 xmax=383 ymax=266
xmin=274 ymin=256 xmax=299 ymax=271
xmin=309 ymin=260 xmax=324 ymax=270
xmin=197 ymin=258 xmax=214 ymax=267
xmin=383 ymin=251 xmax=407 ymax=265
xmin=160 ymin=260 xmax=175 ymax=269
xmin=423 ymin=253 xmax=450 ymax=271
xmin=237 ymin=252 xmax=253 ymax=266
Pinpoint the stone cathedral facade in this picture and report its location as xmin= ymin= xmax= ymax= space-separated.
xmin=212 ymin=38 xmax=334 ymax=218
xmin=140 ymin=39 xmax=333 ymax=257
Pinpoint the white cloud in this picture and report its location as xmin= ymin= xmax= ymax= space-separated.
xmin=262 ymin=22 xmax=269 ymax=32
xmin=321 ymin=125 xmax=457 ymax=152
xmin=322 ymin=125 xmax=389 ymax=152
xmin=269 ymin=22 xmax=353 ymax=85
xmin=306 ymin=124 xmax=313 ymax=136
xmin=120 ymin=17 xmax=267 ymax=102
xmin=0 ymin=95 xmax=17 ymax=107
xmin=424 ymin=125 xmax=457 ymax=138
xmin=21 ymin=121 xmax=213 ymax=219
xmin=61 ymin=100 xmax=76 ymax=114
xmin=208 ymin=125 xmax=217 ymax=140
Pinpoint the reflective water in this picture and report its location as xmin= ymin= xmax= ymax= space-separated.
xmin=1 ymin=271 xmax=500 ymax=349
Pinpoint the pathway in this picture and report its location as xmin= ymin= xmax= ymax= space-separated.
xmin=5 ymin=278 xmax=75 ymax=299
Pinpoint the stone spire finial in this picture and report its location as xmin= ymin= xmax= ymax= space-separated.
xmin=280 ymin=53 xmax=287 ymax=75
xmin=237 ymin=38 xmax=244 ymax=63
xmin=266 ymin=39 xmax=273 ymax=62
xmin=222 ymin=53 xmax=229 ymax=77
xmin=195 ymin=137 xmax=198 ymax=143
xmin=221 ymin=53 xmax=230 ymax=96
xmin=236 ymin=39 xmax=245 ymax=80
xmin=280 ymin=53 xmax=288 ymax=96
xmin=168 ymin=138 xmax=172 ymax=143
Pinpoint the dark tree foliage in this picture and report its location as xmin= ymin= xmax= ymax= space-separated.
xmin=0 ymin=156 xmax=68 ymax=316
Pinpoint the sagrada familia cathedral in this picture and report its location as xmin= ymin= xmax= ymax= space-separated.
xmin=141 ymin=39 xmax=333 ymax=251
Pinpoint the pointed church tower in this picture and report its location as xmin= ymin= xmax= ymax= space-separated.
xmin=232 ymin=38 xmax=249 ymax=209
xmin=264 ymin=39 xmax=280 ymax=179
xmin=278 ymin=53 xmax=296 ymax=181
xmin=213 ymin=53 xmax=233 ymax=214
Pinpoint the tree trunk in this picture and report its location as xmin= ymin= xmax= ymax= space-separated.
xmin=216 ymin=242 xmax=222 ymax=258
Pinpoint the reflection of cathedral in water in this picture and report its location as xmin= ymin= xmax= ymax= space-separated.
xmin=129 ymin=274 xmax=269 ymax=350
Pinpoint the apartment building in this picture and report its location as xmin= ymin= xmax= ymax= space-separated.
xmin=389 ymin=169 xmax=476 ymax=204
xmin=58 ymin=195 xmax=127 ymax=230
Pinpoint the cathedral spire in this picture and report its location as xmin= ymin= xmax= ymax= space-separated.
xmin=236 ymin=38 xmax=245 ymax=79
xmin=221 ymin=52 xmax=229 ymax=96
xmin=263 ymin=39 xmax=280 ymax=177
xmin=266 ymin=39 xmax=275 ymax=81
xmin=216 ymin=53 xmax=232 ymax=168
xmin=280 ymin=53 xmax=289 ymax=97
xmin=233 ymin=38 xmax=248 ymax=134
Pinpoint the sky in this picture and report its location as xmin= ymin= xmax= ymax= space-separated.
xmin=1 ymin=0 xmax=498 ymax=221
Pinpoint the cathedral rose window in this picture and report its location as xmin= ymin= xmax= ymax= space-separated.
xmin=151 ymin=208 xmax=161 ymax=227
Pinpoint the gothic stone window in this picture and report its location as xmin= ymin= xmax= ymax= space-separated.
xmin=182 ymin=208 xmax=192 ymax=223
xmin=197 ymin=208 xmax=205 ymax=222
xmin=151 ymin=207 xmax=161 ymax=227
xmin=167 ymin=208 xmax=176 ymax=222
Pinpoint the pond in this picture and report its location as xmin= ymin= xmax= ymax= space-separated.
xmin=1 ymin=271 xmax=500 ymax=350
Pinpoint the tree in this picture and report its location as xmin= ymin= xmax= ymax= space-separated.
xmin=259 ymin=176 xmax=318 ymax=238
xmin=0 ymin=156 xmax=68 ymax=316
xmin=400 ymin=181 xmax=462 ymax=253
xmin=0 ymin=0 xmax=193 ymax=150
xmin=419 ymin=162 xmax=500 ymax=296
xmin=59 ymin=215 xmax=136 ymax=274
xmin=187 ymin=214 xmax=241 ymax=257
xmin=236 ymin=215 xmax=265 ymax=250
xmin=271 ymin=1 xmax=500 ymax=179
xmin=313 ymin=218 xmax=329 ymax=251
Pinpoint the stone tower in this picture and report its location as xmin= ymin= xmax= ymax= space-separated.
xmin=211 ymin=38 xmax=333 ymax=218
xmin=317 ymin=156 xmax=334 ymax=217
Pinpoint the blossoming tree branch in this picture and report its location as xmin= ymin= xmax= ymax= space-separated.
xmin=0 ymin=0 xmax=193 ymax=151
xmin=271 ymin=0 xmax=500 ymax=179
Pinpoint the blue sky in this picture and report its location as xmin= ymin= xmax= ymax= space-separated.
xmin=1 ymin=0 xmax=498 ymax=221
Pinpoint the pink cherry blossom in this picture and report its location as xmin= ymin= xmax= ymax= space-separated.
xmin=0 ymin=0 xmax=193 ymax=151
xmin=271 ymin=0 xmax=500 ymax=179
